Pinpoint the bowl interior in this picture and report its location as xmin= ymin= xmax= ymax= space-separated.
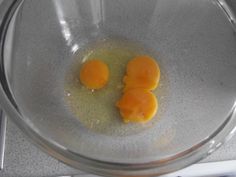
xmin=4 ymin=0 xmax=236 ymax=163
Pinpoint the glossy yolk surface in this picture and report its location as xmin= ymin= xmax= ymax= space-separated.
xmin=123 ymin=55 xmax=160 ymax=91
xmin=116 ymin=88 xmax=158 ymax=123
xmin=79 ymin=59 xmax=109 ymax=89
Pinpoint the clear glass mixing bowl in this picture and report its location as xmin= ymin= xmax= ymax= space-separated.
xmin=1 ymin=0 xmax=236 ymax=176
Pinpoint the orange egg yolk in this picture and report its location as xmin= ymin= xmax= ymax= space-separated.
xmin=116 ymin=88 xmax=158 ymax=123
xmin=123 ymin=55 xmax=160 ymax=91
xmin=117 ymin=55 xmax=160 ymax=123
xmin=79 ymin=59 xmax=109 ymax=89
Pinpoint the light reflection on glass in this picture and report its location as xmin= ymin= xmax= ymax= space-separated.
xmin=71 ymin=44 xmax=79 ymax=54
xmin=53 ymin=0 xmax=79 ymax=53
xmin=53 ymin=0 xmax=104 ymax=54
xmin=229 ymin=100 xmax=236 ymax=136
xmin=89 ymin=0 xmax=104 ymax=27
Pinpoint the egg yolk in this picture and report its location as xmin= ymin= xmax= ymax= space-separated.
xmin=116 ymin=88 xmax=158 ymax=123
xmin=123 ymin=55 xmax=160 ymax=91
xmin=79 ymin=59 xmax=109 ymax=89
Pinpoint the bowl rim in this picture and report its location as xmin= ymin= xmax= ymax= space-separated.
xmin=1 ymin=0 xmax=236 ymax=176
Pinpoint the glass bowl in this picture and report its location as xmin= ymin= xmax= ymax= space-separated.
xmin=1 ymin=0 xmax=236 ymax=176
